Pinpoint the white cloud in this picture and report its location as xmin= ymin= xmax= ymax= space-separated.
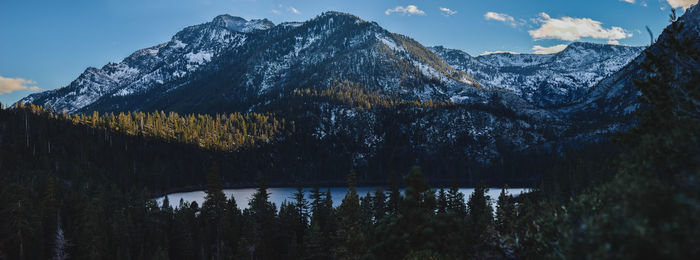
xmin=484 ymin=12 xmax=514 ymax=23
xmin=484 ymin=11 xmax=518 ymax=27
xmin=439 ymin=7 xmax=457 ymax=16
xmin=619 ymin=0 xmax=653 ymax=7
xmin=667 ymin=0 xmax=697 ymax=10
xmin=385 ymin=5 xmax=425 ymax=16
xmin=271 ymin=9 xmax=281 ymax=15
xmin=532 ymin=44 xmax=569 ymax=54
xmin=0 ymin=76 xmax=40 ymax=95
xmin=529 ymin=13 xmax=632 ymax=41
xmin=608 ymin=39 xmax=621 ymax=45
xmin=288 ymin=7 xmax=300 ymax=14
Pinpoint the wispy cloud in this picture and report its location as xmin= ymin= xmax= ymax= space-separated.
xmin=288 ymin=6 xmax=300 ymax=14
xmin=667 ymin=0 xmax=697 ymax=10
xmin=0 ymin=76 xmax=40 ymax=95
xmin=439 ymin=7 xmax=457 ymax=16
xmin=484 ymin=12 xmax=517 ymax=27
xmin=271 ymin=9 xmax=281 ymax=15
xmin=532 ymin=44 xmax=569 ymax=54
xmin=385 ymin=5 xmax=425 ymax=16
xmin=618 ymin=0 xmax=652 ymax=7
xmin=529 ymin=12 xmax=632 ymax=41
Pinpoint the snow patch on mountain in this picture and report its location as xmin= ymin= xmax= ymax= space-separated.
xmin=172 ymin=40 xmax=187 ymax=49
xmin=376 ymin=34 xmax=403 ymax=52
xmin=430 ymin=42 xmax=644 ymax=107
xmin=185 ymin=51 xmax=213 ymax=64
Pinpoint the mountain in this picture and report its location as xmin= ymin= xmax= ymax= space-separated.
xmin=16 ymin=10 xmax=672 ymax=181
xmin=21 ymin=14 xmax=273 ymax=113
xmin=430 ymin=43 xmax=644 ymax=107
xmin=564 ymin=5 xmax=700 ymax=123
xmin=21 ymin=12 xmax=479 ymax=114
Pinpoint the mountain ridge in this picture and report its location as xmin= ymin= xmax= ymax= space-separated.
xmin=430 ymin=42 xmax=645 ymax=107
xmin=21 ymin=12 xmax=481 ymax=114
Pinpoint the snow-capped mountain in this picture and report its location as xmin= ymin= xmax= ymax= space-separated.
xmin=430 ymin=43 xmax=644 ymax=107
xmin=20 ymin=8 xmax=696 ymax=173
xmin=22 ymin=15 xmax=274 ymax=112
xmin=562 ymin=4 xmax=700 ymax=124
xmin=21 ymin=12 xmax=478 ymax=113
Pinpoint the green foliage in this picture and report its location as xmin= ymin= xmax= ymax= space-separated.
xmin=291 ymin=81 xmax=457 ymax=110
xmin=372 ymin=187 xmax=387 ymax=221
xmin=333 ymin=171 xmax=366 ymax=259
xmin=495 ymin=187 xmax=516 ymax=239
xmin=466 ymin=183 xmax=496 ymax=256
xmin=18 ymin=102 xmax=289 ymax=152
xmin=201 ymin=162 xmax=227 ymax=259
xmin=447 ymin=183 xmax=467 ymax=217
xmin=508 ymin=10 xmax=700 ymax=259
xmin=244 ymin=176 xmax=279 ymax=259
xmin=370 ymin=166 xmax=443 ymax=259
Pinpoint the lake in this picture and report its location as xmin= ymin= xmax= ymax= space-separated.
xmin=156 ymin=187 xmax=530 ymax=210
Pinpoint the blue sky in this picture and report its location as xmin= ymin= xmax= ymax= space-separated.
xmin=0 ymin=0 xmax=696 ymax=105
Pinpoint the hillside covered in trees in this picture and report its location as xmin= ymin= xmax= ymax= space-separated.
xmin=2 ymin=83 xmax=585 ymax=192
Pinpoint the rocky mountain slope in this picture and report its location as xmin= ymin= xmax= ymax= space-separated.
xmin=430 ymin=43 xmax=644 ymax=107
xmin=564 ymin=5 xmax=700 ymax=123
xmin=22 ymin=12 xmax=479 ymax=114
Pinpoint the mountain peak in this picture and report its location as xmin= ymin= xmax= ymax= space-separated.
xmin=319 ymin=11 xmax=359 ymax=18
xmin=211 ymin=14 xmax=274 ymax=32
xmin=554 ymin=42 xmax=644 ymax=59
xmin=315 ymin=11 xmax=366 ymax=24
xmin=212 ymin=14 xmax=245 ymax=22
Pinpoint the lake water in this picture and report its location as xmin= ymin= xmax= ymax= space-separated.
xmin=156 ymin=187 xmax=530 ymax=210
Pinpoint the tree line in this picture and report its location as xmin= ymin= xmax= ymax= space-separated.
xmin=0 ymin=161 xmax=535 ymax=259
xmin=14 ymin=102 xmax=289 ymax=152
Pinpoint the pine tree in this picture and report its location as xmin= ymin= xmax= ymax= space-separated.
xmin=306 ymin=186 xmax=333 ymax=259
xmin=436 ymin=188 xmax=448 ymax=214
xmin=624 ymin=8 xmax=700 ymax=184
xmin=279 ymin=201 xmax=301 ymax=259
xmin=161 ymin=195 xmax=171 ymax=211
xmin=372 ymin=166 xmax=439 ymax=258
xmin=401 ymin=166 xmax=436 ymax=248
xmin=222 ymin=196 xmax=241 ymax=258
xmin=447 ymin=183 xmax=466 ymax=217
xmin=303 ymin=223 xmax=325 ymax=260
xmin=246 ymin=175 xmax=279 ymax=259
xmin=466 ymin=183 xmax=495 ymax=255
xmin=170 ymin=200 xmax=197 ymax=260
xmin=292 ymin=186 xmax=309 ymax=256
xmin=495 ymin=187 xmax=515 ymax=236
xmin=359 ymin=192 xmax=373 ymax=233
xmin=333 ymin=171 xmax=366 ymax=259
xmin=202 ymin=162 xmax=226 ymax=260
xmin=372 ymin=187 xmax=386 ymax=222
xmin=387 ymin=172 xmax=401 ymax=215
xmin=309 ymin=186 xmax=323 ymax=220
